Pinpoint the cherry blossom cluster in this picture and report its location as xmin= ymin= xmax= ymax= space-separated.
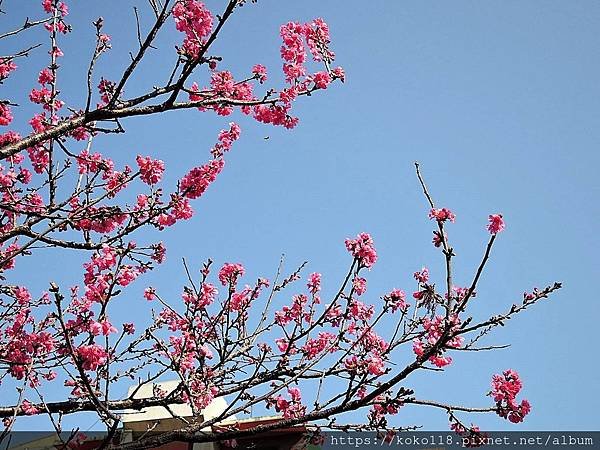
xmin=178 ymin=159 xmax=225 ymax=200
xmin=490 ymin=369 xmax=531 ymax=423
xmin=0 ymin=58 xmax=17 ymax=83
xmin=345 ymin=232 xmax=378 ymax=268
xmin=97 ymin=77 xmax=116 ymax=107
xmin=450 ymin=422 xmax=487 ymax=448
xmin=42 ymin=0 xmax=69 ymax=34
xmin=275 ymin=293 xmax=312 ymax=327
xmin=267 ymin=387 xmax=306 ymax=419
xmin=487 ymin=213 xmax=505 ymax=234
xmin=185 ymin=14 xmax=342 ymax=130
xmin=0 ymin=38 xmax=24 ymax=124
xmin=212 ymin=122 xmax=241 ymax=158
xmin=306 ymin=272 xmax=321 ymax=295
xmin=344 ymin=344 xmax=386 ymax=377
xmin=367 ymin=395 xmax=404 ymax=428
xmin=251 ymin=64 xmax=267 ymax=83
xmin=173 ymin=0 xmax=214 ymax=59
xmin=412 ymin=314 xmax=463 ymax=367
xmin=429 ymin=207 xmax=456 ymax=223
xmin=24 ymin=1 xmax=71 ymax=173
xmin=382 ymin=289 xmax=409 ymax=313
xmin=1 ymin=287 xmax=55 ymax=383
xmin=136 ymin=155 xmax=165 ymax=185
xmin=218 ymin=262 xmax=245 ymax=288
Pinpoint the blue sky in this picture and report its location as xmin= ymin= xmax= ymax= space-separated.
xmin=2 ymin=0 xmax=599 ymax=432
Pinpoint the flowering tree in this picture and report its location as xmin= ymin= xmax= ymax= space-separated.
xmin=0 ymin=1 xmax=561 ymax=448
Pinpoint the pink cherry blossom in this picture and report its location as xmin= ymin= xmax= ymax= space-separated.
xmin=29 ymin=87 xmax=52 ymax=105
xmin=136 ymin=155 xmax=165 ymax=185
xmin=353 ymin=276 xmax=367 ymax=296
xmin=0 ymin=59 xmax=17 ymax=80
xmin=383 ymin=289 xmax=408 ymax=313
xmin=313 ymin=71 xmax=332 ymax=89
xmin=212 ymin=122 xmax=241 ymax=158
xmin=252 ymin=64 xmax=267 ymax=83
xmin=252 ymin=103 xmax=298 ymax=129
xmin=304 ymin=18 xmax=334 ymax=62
xmin=144 ymin=287 xmax=156 ymax=301
xmin=275 ymin=337 xmax=290 ymax=353
xmin=76 ymin=344 xmax=108 ymax=371
xmin=280 ymin=21 xmax=307 ymax=83
xmin=487 ymin=214 xmax=505 ymax=234
xmin=345 ymin=232 xmax=378 ymax=268
xmin=218 ymin=263 xmax=245 ymax=287
xmin=366 ymin=355 xmax=386 ymax=376
xmin=491 ymin=369 xmax=531 ymax=423
xmin=0 ymin=103 xmax=13 ymax=126
xmin=413 ymin=267 xmax=429 ymax=283
xmin=37 ymin=68 xmax=54 ymax=85
xmin=432 ymin=230 xmax=446 ymax=248
xmin=275 ymin=294 xmax=310 ymax=326
xmin=332 ymin=66 xmax=345 ymax=82
xmin=21 ymin=400 xmax=40 ymax=416
xmin=301 ymin=332 xmax=336 ymax=359
xmin=429 ymin=207 xmax=456 ymax=223
xmin=179 ymin=159 xmax=224 ymax=199
xmin=268 ymin=387 xmax=306 ymax=419
xmin=307 ymin=272 xmax=321 ymax=294
xmin=412 ymin=314 xmax=463 ymax=367
xmin=173 ymin=0 xmax=213 ymax=58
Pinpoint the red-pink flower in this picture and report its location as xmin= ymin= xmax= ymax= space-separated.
xmin=90 ymin=320 xmax=117 ymax=336
xmin=0 ymin=103 xmax=13 ymax=126
xmin=38 ymin=68 xmax=54 ymax=85
xmin=144 ymin=287 xmax=156 ymax=301
xmin=487 ymin=214 xmax=505 ymax=235
xmin=307 ymin=272 xmax=321 ymax=294
xmin=353 ymin=276 xmax=367 ymax=296
xmin=76 ymin=344 xmax=108 ymax=371
xmin=151 ymin=242 xmax=167 ymax=264
xmin=332 ymin=66 xmax=345 ymax=82
xmin=432 ymin=230 xmax=446 ymax=248
xmin=179 ymin=159 xmax=224 ymax=199
xmin=0 ymin=59 xmax=17 ymax=80
xmin=384 ymin=289 xmax=408 ymax=312
xmin=136 ymin=155 xmax=165 ymax=185
xmin=275 ymin=294 xmax=309 ymax=326
xmin=50 ymin=46 xmax=64 ymax=58
xmin=21 ymin=400 xmax=40 ymax=416
xmin=491 ymin=369 xmax=531 ymax=423
xmin=413 ymin=267 xmax=429 ymax=283
xmin=366 ymin=355 xmax=386 ymax=376
xmin=275 ymin=337 xmax=290 ymax=353
xmin=304 ymin=18 xmax=334 ymax=62
xmin=29 ymin=87 xmax=52 ymax=105
xmin=268 ymin=387 xmax=306 ymax=419
xmin=413 ymin=314 xmax=463 ymax=367
xmin=301 ymin=332 xmax=336 ymax=359
xmin=429 ymin=207 xmax=456 ymax=223
xmin=253 ymin=104 xmax=298 ymax=129
xmin=280 ymin=21 xmax=307 ymax=83
xmin=252 ymin=64 xmax=267 ymax=83
xmin=212 ymin=122 xmax=241 ymax=158
xmin=218 ymin=262 xmax=245 ymax=287
xmin=173 ymin=0 xmax=213 ymax=58
xmin=345 ymin=232 xmax=378 ymax=268
xmin=313 ymin=71 xmax=332 ymax=89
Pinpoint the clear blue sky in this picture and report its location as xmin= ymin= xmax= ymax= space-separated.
xmin=2 ymin=0 xmax=599 ymax=432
